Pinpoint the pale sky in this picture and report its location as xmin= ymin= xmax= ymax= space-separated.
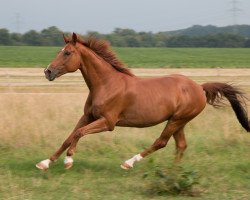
xmin=1 ymin=0 xmax=250 ymax=34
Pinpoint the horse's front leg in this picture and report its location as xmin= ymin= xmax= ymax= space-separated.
xmin=64 ymin=117 xmax=111 ymax=169
xmin=36 ymin=114 xmax=92 ymax=170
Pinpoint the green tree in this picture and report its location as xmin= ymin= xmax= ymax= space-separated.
xmin=0 ymin=28 xmax=12 ymax=45
xmin=10 ymin=33 xmax=23 ymax=45
xmin=154 ymin=32 xmax=168 ymax=47
xmin=22 ymin=30 xmax=42 ymax=46
xmin=41 ymin=26 xmax=64 ymax=46
xmin=106 ymin=34 xmax=127 ymax=47
xmin=86 ymin=31 xmax=104 ymax=39
xmin=113 ymin=28 xmax=137 ymax=36
xmin=138 ymin=32 xmax=156 ymax=47
xmin=244 ymin=39 xmax=250 ymax=47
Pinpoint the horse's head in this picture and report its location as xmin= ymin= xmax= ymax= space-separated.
xmin=44 ymin=33 xmax=82 ymax=81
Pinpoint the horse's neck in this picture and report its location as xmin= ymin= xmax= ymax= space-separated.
xmin=78 ymin=46 xmax=119 ymax=90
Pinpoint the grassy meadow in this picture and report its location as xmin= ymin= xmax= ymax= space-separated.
xmin=1 ymin=46 xmax=250 ymax=68
xmin=0 ymin=69 xmax=250 ymax=200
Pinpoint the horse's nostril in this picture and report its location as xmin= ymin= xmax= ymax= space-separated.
xmin=44 ymin=68 xmax=51 ymax=75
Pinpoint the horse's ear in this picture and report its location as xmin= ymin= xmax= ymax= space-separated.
xmin=63 ymin=34 xmax=70 ymax=44
xmin=72 ymin=32 xmax=78 ymax=44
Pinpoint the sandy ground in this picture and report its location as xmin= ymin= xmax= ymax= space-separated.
xmin=1 ymin=68 xmax=250 ymax=93
xmin=1 ymin=68 xmax=250 ymax=77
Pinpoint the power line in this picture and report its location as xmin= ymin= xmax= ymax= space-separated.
xmin=230 ymin=0 xmax=242 ymax=26
xmin=14 ymin=13 xmax=21 ymax=33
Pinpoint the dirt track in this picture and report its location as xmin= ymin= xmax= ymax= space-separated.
xmin=1 ymin=68 xmax=250 ymax=77
xmin=1 ymin=68 xmax=250 ymax=93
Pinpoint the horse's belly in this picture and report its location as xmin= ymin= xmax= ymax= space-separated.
xmin=116 ymin=118 xmax=166 ymax=128
xmin=116 ymin=104 xmax=173 ymax=128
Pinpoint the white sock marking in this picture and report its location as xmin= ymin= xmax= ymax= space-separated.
xmin=64 ymin=156 xmax=73 ymax=164
xmin=124 ymin=154 xmax=143 ymax=168
xmin=38 ymin=159 xmax=51 ymax=169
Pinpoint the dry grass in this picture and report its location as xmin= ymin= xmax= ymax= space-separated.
xmin=1 ymin=68 xmax=249 ymax=148
xmin=0 ymin=68 xmax=250 ymax=200
xmin=0 ymin=93 xmax=84 ymax=148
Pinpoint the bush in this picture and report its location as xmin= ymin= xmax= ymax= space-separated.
xmin=143 ymin=166 xmax=202 ymax=197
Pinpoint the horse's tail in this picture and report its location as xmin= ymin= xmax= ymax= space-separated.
xmin=202 ymin=82 xmax=250 ymax=132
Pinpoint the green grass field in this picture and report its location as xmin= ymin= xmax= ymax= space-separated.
xmin=0 ymin=70 xmax=250 ymax=200
xmin=1 ymin=46 xmax=250 ymax=68
xmin=0 ymin=45 xmax=250 ymax=199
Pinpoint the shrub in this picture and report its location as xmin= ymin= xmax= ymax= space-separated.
xmin=143 ymin=166 xmax=202 ymax=197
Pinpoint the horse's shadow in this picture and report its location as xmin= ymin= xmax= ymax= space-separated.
xmin=4 ymin=156 xmax=132 ymax=179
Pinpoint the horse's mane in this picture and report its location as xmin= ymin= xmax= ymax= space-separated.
xmin=78 ymin=37 xmax=134 ymax=77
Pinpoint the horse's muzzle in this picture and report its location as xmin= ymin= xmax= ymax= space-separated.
xmin=44 ymin=68 xmax=57 ymax=81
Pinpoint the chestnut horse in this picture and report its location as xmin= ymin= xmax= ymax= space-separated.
xmin=36 ymin=33 xmax=250 ymax=170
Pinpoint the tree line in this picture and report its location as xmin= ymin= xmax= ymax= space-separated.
xmin=0 ymin=26 xmax=250 ymax=47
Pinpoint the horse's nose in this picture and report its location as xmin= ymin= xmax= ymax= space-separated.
xmin=44 ymin=68 xmax=51 ymax=75
xmin=44 ymin=68 xmax=55 ymax=81
xmin=44 ymin=68 xmax=51 ymax=77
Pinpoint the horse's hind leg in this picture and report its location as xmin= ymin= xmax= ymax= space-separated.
xmin=173 ymin=127 xmax=187 ymax=163
xmin=121 ymin=119 xmax=187 ymax=170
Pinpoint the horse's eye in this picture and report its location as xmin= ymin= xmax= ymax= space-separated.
xmin=64 ymin=51 xmax=71 ymax=56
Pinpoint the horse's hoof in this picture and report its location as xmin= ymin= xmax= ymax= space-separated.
xmin=64 ymin=162 xmax=73 ymax=169
xmin=36 ymin=159 xmax=51 ymax=170
xmin=120 ymin=162 xmax=132 ymax=170
xmin=36 ymin=162 xmax=49 ymax=170
xmin=64 ymin=156 xmax=73 ymax=169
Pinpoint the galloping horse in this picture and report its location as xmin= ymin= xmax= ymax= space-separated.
xmin=36 ymin=33 xmax=250 ymax=170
